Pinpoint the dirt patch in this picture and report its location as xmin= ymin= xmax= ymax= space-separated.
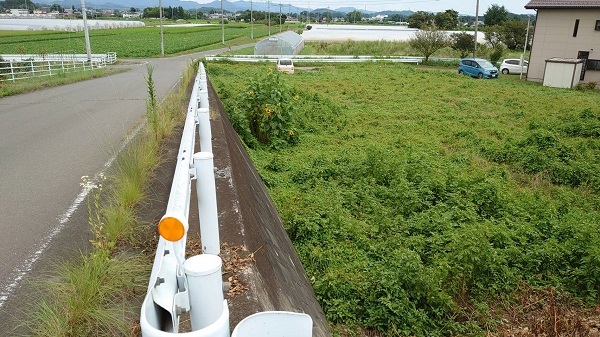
xmin=491 ymin=285 xmax=600 ymax=337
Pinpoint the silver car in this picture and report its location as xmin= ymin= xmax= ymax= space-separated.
xmin=500 ymin=58 xmax=528 ymax=75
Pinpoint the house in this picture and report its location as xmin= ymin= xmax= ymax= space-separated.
xmin=525 ymin=0 xmax=600 ymax=84
xmin=123 ymin=12 xmax=141 ymax=19
xmin=10 ymin=9 xmax=29 ymax=15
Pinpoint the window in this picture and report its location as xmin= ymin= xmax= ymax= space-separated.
xmin=573 ymin=19 xmax=580 ymax=37
xmin=596 ymin=20 xmax=600 ymax=31
xmin=587 ymin=59 xmax=600 ymax=70
xmin=506 ymin=60 xmax=519 ymax=65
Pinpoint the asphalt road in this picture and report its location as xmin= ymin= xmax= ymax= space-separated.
xmin=0 ymin=47 xmax=239 ymax=312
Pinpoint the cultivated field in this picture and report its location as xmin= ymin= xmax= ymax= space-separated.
xmin=207 ymin=61 xmax=600 ymax=336
xmin=0 ymin=24 xmax=272 ymax=58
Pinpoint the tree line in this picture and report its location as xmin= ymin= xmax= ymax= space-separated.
xmin=406 ymin=4 xmax=532 ymax=64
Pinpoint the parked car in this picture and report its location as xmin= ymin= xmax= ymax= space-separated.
xmin=458 ymin=58 xmax=499 ymax=79
xmin=499 ymin=58 xmax=528 ymax=75
xmin=276 ymin=58 xmax=294 ymax=74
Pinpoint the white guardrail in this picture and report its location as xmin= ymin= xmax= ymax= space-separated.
xmin=0 ymin=52 xmax=117 ymax=82
xmin=140 ymin=62 xmax=313 ymax=337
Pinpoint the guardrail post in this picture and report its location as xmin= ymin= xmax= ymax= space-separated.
xmin=184 ymin=254 xmax=226 ymax=332
xmin=197 ymin=108 xmax=212 ymax=153
xmin=193 ymin=152 xmax=220 ymax=255
xmin=199 ymin=89 xmax=209 ymax=109
xmin=47 ymin=60 xmax=52 ymax=75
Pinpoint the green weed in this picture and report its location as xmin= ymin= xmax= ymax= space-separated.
xmin=208 ymin=61 xmax=600 ymax=335
xmin=232 ymin=67 xmax=298 ymax=147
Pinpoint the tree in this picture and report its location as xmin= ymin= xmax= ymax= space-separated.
xmin=49 ymin=4 xmax=63 ymax=12
xmin=451 ymin=32 xmax=475 ymax=58
xmin=408 ymin=11 xmax=434 ymax=29
xmin=435 ymin=9 xmax=458 ymax=30
xmin=497 ymin=19 xmax=528 ymax=50
xmin=409 ymin=28 xmax=450 ymax=64
xmin=346 ymin=10 xmax=362 ymax=24
xmin=484 ymin=4 xmax=509 ymax=26
xmin=130 ymin=7 xmax=137 ymax=13
xmin=0 ymin=0 xmax=36 ymax=10
xmin=143 ymin=7 xmax=160 ymax=18
xmin=388 ymin=13 xmax=407 ymax=23
xmin=484 ymin=25 xmax=503 ymax=48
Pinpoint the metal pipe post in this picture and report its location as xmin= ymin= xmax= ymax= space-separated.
xmin=193 ymin=152 xmax=220 ymax=255
xmin=184 ymin=254 xmax=226 ymax=331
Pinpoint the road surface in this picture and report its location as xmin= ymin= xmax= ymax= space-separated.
xmin=0 ymin=46 xmax=245 ymax=313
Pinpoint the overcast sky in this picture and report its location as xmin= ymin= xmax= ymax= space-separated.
xmin=186 ymin=0 xmax=535 ymax=15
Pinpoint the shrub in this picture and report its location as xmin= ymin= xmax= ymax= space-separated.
xmin=234 ymin=68 xmax=298 ymax=147
xmin=489 ymin=44 xmax=505 ymax=64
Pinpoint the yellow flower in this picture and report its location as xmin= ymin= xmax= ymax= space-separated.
xmin=294 ymin=95 xmax=299 ymax=101
xmin=289 ymin=130 xmax=294 ymax=136
xmin=277 ymin=102 xmax=281 ymax=107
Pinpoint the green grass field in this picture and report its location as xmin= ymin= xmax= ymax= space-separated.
xmin=0 ymin=24 xmax=273 ymax=58
xmin=207 ymin=61 xmax=600 ymax=336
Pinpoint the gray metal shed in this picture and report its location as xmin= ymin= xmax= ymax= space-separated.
xmin=254 ymin=31 xmax=304 ymax=56
xmin=543 ymin=58 xmax=585 ymax=89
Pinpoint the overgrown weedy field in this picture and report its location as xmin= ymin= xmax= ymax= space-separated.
xmin=208 ymin=62 xmax=600 ymax=336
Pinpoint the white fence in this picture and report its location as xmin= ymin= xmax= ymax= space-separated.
xmin=139 ymin=62 xmax=313 ymax=337
xmin=205 ymin=54 xmax=459 ymax=64
xmin=0 ymin=52 xmax=117 ymax=82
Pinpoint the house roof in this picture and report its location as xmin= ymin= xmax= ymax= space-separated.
xmin=525 ymin=0 xmax=600 ymax=9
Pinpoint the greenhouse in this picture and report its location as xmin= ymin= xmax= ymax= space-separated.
xmin=254 ymin=31 xmax=304 ymax=56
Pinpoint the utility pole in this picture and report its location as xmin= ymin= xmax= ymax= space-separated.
xmin=268 ymin=1 xmax=271 ymax=36
xmin=473 ymin=0 xmax=479 ymax=58
xmin=221 ymin=0 xmax=224 ymax=44
xmin=250 ymin=0 xmax=253 ymax=39
xmin=159 ymin=0 xmax=164 ymax=56
xmin=81 ymin=0 xmax=92 ymax=62
xmin=520 ymin=16 xmax=531 ymax=80
xmin=279 ymin=3 xmax=282 ymax=33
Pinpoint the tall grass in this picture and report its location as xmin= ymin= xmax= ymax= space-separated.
xmin=26 ymin=252 xmax=147 ymax=336
xmin=20 ymin=61 xmax=197 ymax=337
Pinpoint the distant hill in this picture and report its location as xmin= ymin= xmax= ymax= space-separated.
xmin=28 ymin=0 xmax=524 ymax=18
xmin=334 ymin=7 xmax=375 ymax=15
xmin=377 ymin=10 xmax=414 ymax=16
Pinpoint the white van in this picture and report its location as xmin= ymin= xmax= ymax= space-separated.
xmin=276 ymin=58 xmax=294 ymax=74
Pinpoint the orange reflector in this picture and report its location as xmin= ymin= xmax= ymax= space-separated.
xmin=158 ymin=217 xmax=185 ymax=242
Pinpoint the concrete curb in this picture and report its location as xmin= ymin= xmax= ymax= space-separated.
xmin=207 ymin=78 xmax=331 ymax=337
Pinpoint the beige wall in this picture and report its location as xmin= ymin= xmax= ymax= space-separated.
xmin=528 ymin=9 xmax=600 ymax=83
